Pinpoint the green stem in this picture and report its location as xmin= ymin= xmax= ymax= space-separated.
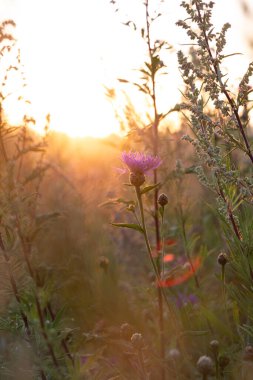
xmin=161 ymin=211 xmax=165 ymax=277
xmin=135 ymin=186 xmax=160 ymax=281
xmin=179 ymin=204 xmax=200 ymax=289
xmin=135 ymin=185 xmax=179 ymax=361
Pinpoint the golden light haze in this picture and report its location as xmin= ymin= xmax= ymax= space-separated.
xmin=1 ymin=0 xmax=252 ymax=138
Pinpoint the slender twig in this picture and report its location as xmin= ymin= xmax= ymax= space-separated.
xmin=216 ymin=179 xmax=241 ymax=241
xmin=135 ymin=186 xmax=178 ymax=332
xmin=145 ymin=2 xmax=165 ymax=378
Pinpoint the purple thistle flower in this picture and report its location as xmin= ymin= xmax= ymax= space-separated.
xmin=121 ymin=151 xmax=162 ymax=175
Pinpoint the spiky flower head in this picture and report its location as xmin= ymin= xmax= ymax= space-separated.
xmin=121 ymin=151 xmax=162 ymax=186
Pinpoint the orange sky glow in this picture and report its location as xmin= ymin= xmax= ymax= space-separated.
xmin=0 ymin=0 xmax=252 ymax=138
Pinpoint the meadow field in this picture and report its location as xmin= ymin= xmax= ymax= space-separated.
xmin=0 ymin=0 xmax=253 ymax=379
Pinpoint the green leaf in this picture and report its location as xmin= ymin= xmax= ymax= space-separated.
xmin=99 ymin=198 xmax=135 ymax=207
xmin=141 ymin=183 xmax=160 ymax=195
xmin=111 ymin=223 xmax=143 ymax=233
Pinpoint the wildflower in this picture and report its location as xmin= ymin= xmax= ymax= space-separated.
xmin=158 ymin=256 xmax=201 ymax=287
xmin=175 ymin=292 xmax=198 ymax=308
xmin=121 ymin=151 xmax=162 ymax=186
xmin=163 ymin=253 xmax=175 ymax=263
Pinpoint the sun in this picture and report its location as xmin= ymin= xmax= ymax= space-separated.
xmin=1 ymin=0 xmax=249 ymax=138
xmin=3 ymin=0 xmax=125 ymax=138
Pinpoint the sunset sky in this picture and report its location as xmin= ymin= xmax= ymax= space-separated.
xmin=0 ymin=0 xmax=252 ymax=137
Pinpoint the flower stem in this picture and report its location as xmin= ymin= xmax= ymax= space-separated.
xmin=135 ymin=186 xmax=178 ymax=378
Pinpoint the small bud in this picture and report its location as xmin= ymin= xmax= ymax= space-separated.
xmin=218 ymin=355 xmax=230 ymax=369
xmin=129 ymin=172 xmax=145 ymax=187
xmin=217 ymin=252 xmax=228 ymax=266
xmin=210 ymin=340 xmax=219 ymax=356
xmin=158 ymin=193 xmax=168 ymax=207
xmin=130 ymin=333 xmax=144 ymax=350
xmin=98 ymin=256 xmax=109 ymax=271
xmin=197 ymin=355 xmax=214 ymax=375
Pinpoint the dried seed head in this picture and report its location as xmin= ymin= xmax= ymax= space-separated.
xmin=217 ymin=252 xmax=229 ymax=266
xmin=197 ymin=355 xmax=214 ymax=375
xmin=158 ymin=193 xmax=168 ymax=207
xmin=130 ymin=333 xmax=144 ymax=350
xmin=218 ymin=355 xmax=230 ymax=369
xmin=129 ymin=172 xmax=145 ymax=187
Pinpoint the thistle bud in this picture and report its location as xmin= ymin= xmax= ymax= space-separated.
xmin=130 ymin=333 xmax=144 ymax=350
xmin=129 ymin=172 xmax=145 ymax=187
xmin=197 ymin=355 xmax=214 ymax=376
xmin=217 ymin=252 xmax=228 ymax=266
xmin=158 ymin=193 xmax=168 ymax=207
